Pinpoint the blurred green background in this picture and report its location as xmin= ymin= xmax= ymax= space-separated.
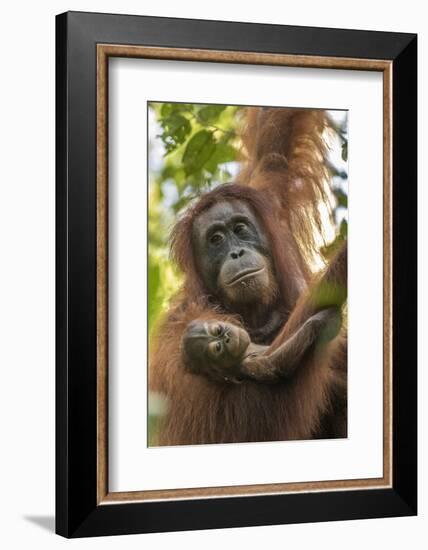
xmin=147 ymin=102 xmax=348 ymax=444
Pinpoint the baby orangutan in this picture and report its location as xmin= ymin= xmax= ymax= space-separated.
xmin=182 ymin=308 xmax=341 ymax=384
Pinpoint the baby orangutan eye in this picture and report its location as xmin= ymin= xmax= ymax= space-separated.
xmin=209 ymin=340 xmax=223 ymax=356
xmin=211 ymin=323 xmax=223 ymax=336
xmin=213 ymin=325 xmax=223 ymax=336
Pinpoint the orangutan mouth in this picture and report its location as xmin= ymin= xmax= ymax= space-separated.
xmin=226 ymin=267 xmax=265 ymax=286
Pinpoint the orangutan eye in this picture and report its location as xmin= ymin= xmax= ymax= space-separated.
xmin=209 ymin=340 xmax=223 ymax=356
xmin=211 ymin=324 xmax=223 ymax=336
xmin=234 ymin=223 xmax=247 ymax=235
xmin=210 ymin=232 xmax=224 ymax=245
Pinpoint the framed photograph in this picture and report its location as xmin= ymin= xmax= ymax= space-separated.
xmin=56 ymin=11 xmax=417 ymax=538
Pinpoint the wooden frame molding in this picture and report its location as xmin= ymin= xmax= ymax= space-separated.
xmin=96 ymin=43 xmax=393 ymax=505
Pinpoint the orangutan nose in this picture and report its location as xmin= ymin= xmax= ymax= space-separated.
xmin=230 ymin=249 xmax=245 ymax=260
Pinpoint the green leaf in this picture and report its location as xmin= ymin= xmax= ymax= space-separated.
xmin=148 ymin=261 xmax=160 ymax=328
xmin=159 ymin=113 xmax=191 ymax=154
xmin=334 ymin=188 xmax=348 ymax=208
xmin=205 ymin=143 xmax=236 ymax=174
xmin=172 ymin=196 xmax=189 ymax=213
xmin=160 ymin=103 xmax=193 ymax=117
xmin=311 ymin=279 xmax=347 ymax=309
xmin=341 ymin=141 xmax=348 ymax=162
xmin=320 ymin=234 xmax=344 ymax=259
xmin=327 ymin=161 xmax=347 ymax=180
xmin=182 ymin=130 xmax=216 ymax=175
xmin=197 ymin=104 xmax=227 ymax=124
xmin=340 ymin=219 xmax=348 ymax=238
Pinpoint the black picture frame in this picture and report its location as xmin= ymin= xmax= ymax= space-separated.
xmin=56 ymin=11 xmax=417 ymax=538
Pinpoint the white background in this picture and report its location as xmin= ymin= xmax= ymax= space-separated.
xmin=0 ymin=1 xmax=425 ymax=548
xmin=109 ymin=59 xmax=383 ymax=492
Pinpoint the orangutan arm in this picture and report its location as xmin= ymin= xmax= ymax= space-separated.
xmin=238 ymin=308 xmax=341 ymax=382
xmin=239 ymin=242 xmax=347 ymax=381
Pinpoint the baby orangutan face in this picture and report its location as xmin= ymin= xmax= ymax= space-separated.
xmin=181 ymin=320 xmax=251 ymax=381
